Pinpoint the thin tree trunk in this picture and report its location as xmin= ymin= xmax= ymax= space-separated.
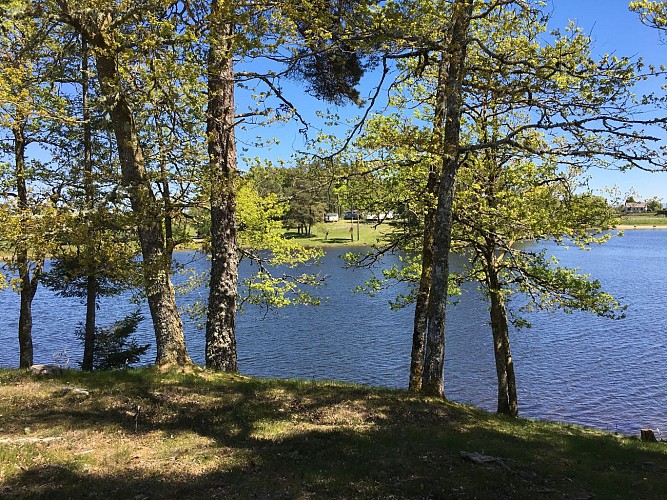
xmin=487 ymin=255 xmax=518 ymax=417
xmin=409 ymin=53 xmax=447 ymax=392
xmin=14 ymin=124 xmax=39 ymax=368
xmin=81 ymin=38 xmax=96 ymax=372
xmin=83 ymin=275 xmax=96 ymax=370
xmin=421 ymin=167 xmax=457 ymax=397
xmin=162 ymin=169 xmax=175 ymax=260
xmin=95 ymin=53 xmax=191 ymax=367
xmin=504 ymin=332 xmax=518 ymax=416
xmin=154 ymin=110 xmax=176 ymax=261
xmin=421 ymin=0 xmax=473 ymax=398
xmin=18 ymin=274 xmax=37 ymax=368
xmin=409 ymin=254 xmax=430 ymax=391
xmin=206 ymin=0 xmax=239 ymax=372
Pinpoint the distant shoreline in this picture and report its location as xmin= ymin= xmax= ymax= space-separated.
xmin=615 ymin=224 xmax=667 ymax=230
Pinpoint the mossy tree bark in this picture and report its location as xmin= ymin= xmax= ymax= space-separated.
xmin=53 ymin=1 xmax=193 ymax=367
xmin=485 ymin=250 xmax=518 ymax=416
xmin=421 ymin=0 xmax=473 ymax=398
xmin=409 ymin=54 xmax=447 ymax=392
xmin=205 ymin=0 xmax=239 ymax=372
xmin=95 ymin=52 xmax=192 ymax=367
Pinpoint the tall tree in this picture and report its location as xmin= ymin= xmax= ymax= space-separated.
xmin=0 ymin=1 xmax=67 ymax=367
xmin=204 ymin=0 xmax=373 ymax=371
xmin=420 ymin=0 xmax=474 ymax=397
xmin=205 ymin=0 xmax=239 ymax=371
xmin=347 ymin=0 xmax=666 ymax=399
xmin=454 ymin=127 xmax=625 ymax=415
xmin=80 ymin=37 xmax=96 ymax=371
xmin=49 ymin=0 xmax=193 ymax=367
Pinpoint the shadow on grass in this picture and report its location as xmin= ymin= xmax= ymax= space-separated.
xmin=325 ymin=237 xmax=355 ymax=242
xmin=2 ymin=369 xmax=667 ymax=499
xmin=282 ymin=232 xmax=317 ymax=239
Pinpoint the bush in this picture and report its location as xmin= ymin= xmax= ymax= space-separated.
xmin=77 ymin=311 xmax=149 ymax=370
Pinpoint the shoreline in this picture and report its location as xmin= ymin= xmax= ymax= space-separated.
xmin=615 ymin=224 xmax=667 ymax=230
xmin=3 ymin=224 xmax=666 ymax=262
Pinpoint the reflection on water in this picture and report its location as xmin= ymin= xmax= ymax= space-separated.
xmin=1 ymin=230 xmax=666 ymax=435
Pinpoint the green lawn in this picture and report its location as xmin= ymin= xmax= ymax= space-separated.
xmin=284 ymin=220 xmax=397 ymax=247
xmin=1 ymin=367 xmax=666 ymax=499
xmin=618 ymin=212 xmax=667 ymax=226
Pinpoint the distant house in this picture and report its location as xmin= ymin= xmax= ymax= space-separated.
xmin=624 ymin=202 xmax=648 ymax=214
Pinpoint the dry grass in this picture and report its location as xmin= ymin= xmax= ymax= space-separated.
xmin=1 ymin=368 xmax=667 ymax=499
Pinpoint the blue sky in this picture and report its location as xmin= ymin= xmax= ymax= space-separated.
xmin=238 ymin=0 xmax=667 ymax=203
xmin=549 ymin=0 xmax=667 ymax=201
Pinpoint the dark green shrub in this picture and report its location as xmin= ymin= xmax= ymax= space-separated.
xmin=77 ymin=311 xmax=149 ymax=370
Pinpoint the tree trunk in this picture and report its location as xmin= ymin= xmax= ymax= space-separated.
xmin=14 ymin=124 xmax=39 ymax=368
xmin=82 ymin=275 xmax=96 ymax=371
xmin=487 ymin=255 xmax=518 ymax=417
xmin=18 ymin=276 xmax=37 ymax=368
xmin=421 ymin=0 xmax=473 ymax=398
xmin=81 ymin=39 xmax=96 ymax=372
xmin=409 ymin=54 xmax=448 ymax=392
xmin=206 ymin=0 xmax=239 ymax=372
xmin=17 ymin=268 xmax=34 ymax=369
xmin=409 ymin=256 xmax=430 ymax=391
xmin=95 ymin=53 xmax=191 ymax=367
xmin=155 ymin=110 xmax=176 ymax=261
xmin=421 ymin=167 xmax=456 ymax=397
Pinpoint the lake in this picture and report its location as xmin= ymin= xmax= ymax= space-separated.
xmin=1 ymin=229 xmax=666 ymax=436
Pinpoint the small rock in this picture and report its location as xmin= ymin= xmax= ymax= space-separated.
xmin=30 ymin=364 xmax=63 ymax=376
xmin=61 ymin=386 xmax=90 ymax=397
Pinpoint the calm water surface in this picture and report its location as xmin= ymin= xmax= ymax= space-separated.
xmin=1 ymin=230 xmax=665 ymax=435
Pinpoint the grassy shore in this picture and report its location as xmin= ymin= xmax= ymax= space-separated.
xmin=283 ymin=220 xmax=395 ymax=247
xmin=1 ymin=368 xmax=666 ymax=499
xmin=617 ymin=213 xmax=667 ymax=228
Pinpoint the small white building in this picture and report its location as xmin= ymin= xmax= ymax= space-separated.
xmin=324 ymin=213 xmax=339 ymax=222
xmin=624 ymin=202 xmax=648 ymax=214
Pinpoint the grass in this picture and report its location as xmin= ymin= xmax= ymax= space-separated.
xmin=172 ymin=221 xmax=396 ymax=254
xmin=618 ymin=212 xmax=667 ymax=227
xmin=284 ymin=220 xmax=395 ymax=247
xmin=1 ymin=368 xmax=666 ymax=499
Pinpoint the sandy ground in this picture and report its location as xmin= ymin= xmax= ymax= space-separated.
xmin=615 ymin=224 xmax=667 ymax=229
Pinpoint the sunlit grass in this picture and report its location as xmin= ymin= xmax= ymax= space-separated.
xmin=1 ymin=367 xmax=666 ymax=499
xmin=283 ymin=220 xmax=397 ymax=247
xmin=618 ymin=213 xmax=667 ymax=226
